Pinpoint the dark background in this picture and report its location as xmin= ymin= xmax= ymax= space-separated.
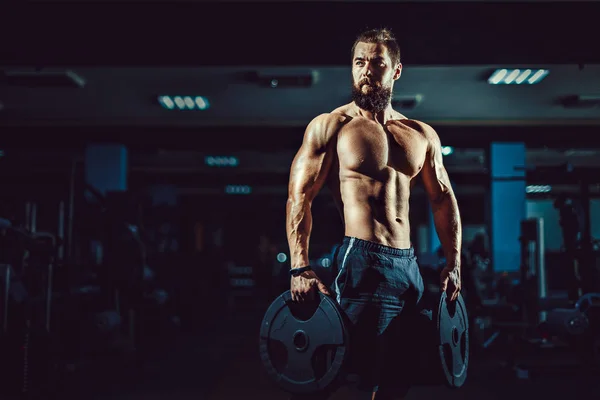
xmin=1 ymin=1 xmax=600 ymax=399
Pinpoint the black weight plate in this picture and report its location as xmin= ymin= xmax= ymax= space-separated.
xmin=435 ymin=292 xmax=469 ymax=388
xmin=259 ymin=291 xmax=349 ymax=395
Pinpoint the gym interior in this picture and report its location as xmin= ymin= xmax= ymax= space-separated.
xmin=2 ymin=1 xmax=600 ymax=399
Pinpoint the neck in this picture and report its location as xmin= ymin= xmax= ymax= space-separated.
xmin=353 ymin=103 xmax=394 ymax=125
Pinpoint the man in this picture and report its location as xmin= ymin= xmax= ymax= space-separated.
xmin=286 ymin=28 xmax=462 ymax=399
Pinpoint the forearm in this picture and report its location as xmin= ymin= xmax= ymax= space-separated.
xmin=286 ymin=197 xmax=313 ymax=270
xmin=432 ymin=193 xmax=462 ymax=270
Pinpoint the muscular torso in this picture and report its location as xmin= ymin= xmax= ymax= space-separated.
xmin=326 ymin=107 xmax=429 ymax=249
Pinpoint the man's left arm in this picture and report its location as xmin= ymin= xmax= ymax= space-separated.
xmin=419 ymin=123 xmax=463 ymax=300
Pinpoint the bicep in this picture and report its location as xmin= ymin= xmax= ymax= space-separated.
xmin=288 ymin=121 xmax=336 ymax=201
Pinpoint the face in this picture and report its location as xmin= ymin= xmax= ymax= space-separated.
xmin=351 ymin=42 xmax=402 ymax=113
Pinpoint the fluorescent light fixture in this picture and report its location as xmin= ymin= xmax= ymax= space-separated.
xmin=158 ymin=95 xmax=210 ymax=110
xmin=526 ymin=185 xmax=552 ymax=194
xmin=441 ymin=146 xmax=454 ymax=156
xmin=159 ymin=96 xmax=175 ymax=110
xmin=174 ymin=97 xmax=185 ymax=109
xmin=205 ymin=156 xmax=239 ymax=167
xmin=184 ymin=97 xmax=194 ymax=108
xmin=488 ymin=69 xmax=548 ymax=85
xmin=225 ymin=185 xmax=252 ymax=194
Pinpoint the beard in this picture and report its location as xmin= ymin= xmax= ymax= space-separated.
xmin=351 ymin=78 xmax=393 ymax=114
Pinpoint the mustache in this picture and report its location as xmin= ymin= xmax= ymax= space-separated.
xmin=358 ymin=78 xmax=379 ymax=87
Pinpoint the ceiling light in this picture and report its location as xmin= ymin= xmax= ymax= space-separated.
xmin=158 ymin=96 xmax=175 ymax=110
xmin=183 ymin=96 xmax=195 ymax=109
xmin=205 ymin=156 xmax=239 ymax=167
xmin=225 ymin=185 xmax=252 ymax=195
xmin=174 ymin=96 xmax=185 ymax=109
xmin=526 ymin=185 xmax=552 ymax=194
xmin=488 ymin=69 xmax=548 ymax=85
xmin=158 ymin=95 xmax=210 ymax=110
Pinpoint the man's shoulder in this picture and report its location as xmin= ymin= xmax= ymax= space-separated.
xmin=331 ymin=102 xmax=356 ymax=114
xmin=305 ymin=111 xmax=351 ymax=139
xmin=309 ymin=111 xmax=351 ymax=126
xmin=394 ymin=118 xmax=439 ymax=141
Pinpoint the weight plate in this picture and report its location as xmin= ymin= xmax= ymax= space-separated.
xmin=544 ymin=308 xmax=589 ymax=337
xmin=259 ymin=291 xmax=349 ymax=395
xmin=435 ymin=292 xmax=469 ymax=388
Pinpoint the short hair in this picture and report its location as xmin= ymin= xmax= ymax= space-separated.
xmin=351 ymin=27 xmax=401 ymax=66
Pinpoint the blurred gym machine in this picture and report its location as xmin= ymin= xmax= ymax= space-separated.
xmin=479 ymin=218 xmax=556 ymax=341
xmin=526 ymin=163 xmax=599 ymax=295
xmin=0 ymin=164 xmax=149 ymax=397
xmin=520 ymin=218 xmax=550 ymax=331
xmin=0 ymin=201 xmax=62 ymax=398
xmin=475 ymin=215 xmax=600 ymax=371
xmin=79 ymin=185 xmax=180 ymax=363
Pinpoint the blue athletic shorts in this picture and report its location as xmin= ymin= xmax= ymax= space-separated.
xmin=332 ymin=236 xmax=426 ymax=394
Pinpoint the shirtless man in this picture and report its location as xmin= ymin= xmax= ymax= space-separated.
xmin=286 ymin=28 xmax=462 ymax=399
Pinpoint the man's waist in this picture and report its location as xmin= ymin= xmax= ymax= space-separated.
xmin=342 ymin=236 xmax=414 ymax=258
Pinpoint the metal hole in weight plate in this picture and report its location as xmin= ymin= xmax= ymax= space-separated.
xmin=293 ymin=330 xmax=309 ymax=352
xmin=452 ymin=327 xmax=459 ymax=345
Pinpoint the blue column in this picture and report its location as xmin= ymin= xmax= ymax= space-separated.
xmin=85 ymin=144 xmax=128 ymax=195
xmin=490 ymin=142 xmax=526 ymax=272
xmin=84 ymin=144 xmax=128 ymax=268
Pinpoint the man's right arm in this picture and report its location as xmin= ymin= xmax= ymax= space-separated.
xmin=286 ymin=113 xmax=340 ymax=271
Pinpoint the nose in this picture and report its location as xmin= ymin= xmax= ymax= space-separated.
xmin=360 ymin=70 xmax=372 ymax=84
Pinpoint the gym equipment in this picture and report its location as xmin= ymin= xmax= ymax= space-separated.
xmin=75 ymin=185 xmax=182 ymax=364
xmin=542 ymin=293 xmax=600 ymax=333
xmin=575 ymin=292 xmax=600 ymax=313
xmin=259 ymin=291 xmax=349 ymax=396
xmin=1 ymin=264 xmax=13 ymax=333
xmin=521 ymin=164 xmax=600 ymax=294
xmin=541 ymin=293 xmax=600 ymax=340
xmin=435 ymin=292 xmax=469 ymax=388
xmin=0 ymin=222 xmax=58 ymax=397
xmin=258 ymin=290 xmax=469 ymax=396
xmin=520 ymin=218 xmax=548 ymax=329
xmin=533 ymin=292 xmax=600 ymax=369
xmin=543 ymin=308 xmax=588 ymax=338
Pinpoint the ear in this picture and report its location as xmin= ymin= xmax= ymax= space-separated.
xmin=393 ymin=63 xmax=403 ymax=80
